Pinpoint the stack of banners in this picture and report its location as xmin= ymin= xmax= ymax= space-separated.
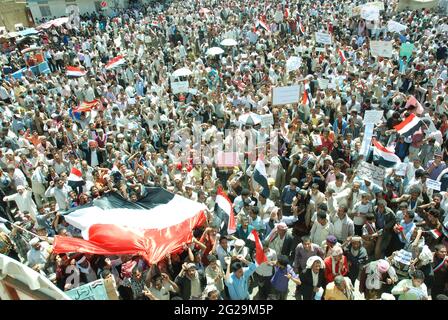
xmin=393 ymin=113 xmax=423 ymax=137
xmin=105 ymin=55 xmax=126 ymax=70
xmin=372 ymin=138 xmax=402 ymax=168
xmin=66 ymin=66 xmax=87 ymax=77
xmin=215 ymin=187 xmax=236 ymax=235
xmin=72 ymin=100 xmax=101 ymax=113
xmin=53 ymin=188 xmax=207 ymax=264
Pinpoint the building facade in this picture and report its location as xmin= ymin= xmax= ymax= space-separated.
xmin=27 ymin=0 xmax=130 ymax=21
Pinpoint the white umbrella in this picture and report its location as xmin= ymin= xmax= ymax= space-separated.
xmin=172 ymin=67 xmax=192 ymax=77
xmin=206 ymin=47 xmax=225 ymax=56
xmin=239 ymin=112 xmax=262 ymax=126
xmin=220 ymin=38 xmax=238 ymax=46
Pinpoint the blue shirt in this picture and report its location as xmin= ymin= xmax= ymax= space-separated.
xmin=281 ymin=186 xmax=298 ymax=205
xmin=398 ymin=220 xmax=415 ymax=244
xmin=225 ymin=262 xmax=257 ymax=300
xmin=271 ymin=265 xmax=299 ymax=292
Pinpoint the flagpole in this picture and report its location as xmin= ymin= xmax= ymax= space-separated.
xmin=1 ymin=218 xmax=41 ymax=238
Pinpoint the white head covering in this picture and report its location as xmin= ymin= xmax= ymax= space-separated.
xmin=306 ymin=256 xmax=325 ymax=269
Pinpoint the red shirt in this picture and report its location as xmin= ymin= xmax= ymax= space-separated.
xmin=324 ymin=256 xmax=349 ymax=283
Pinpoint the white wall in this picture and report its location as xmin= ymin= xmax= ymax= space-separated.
xmin=29 ymin=0 xmax=130 ymax=21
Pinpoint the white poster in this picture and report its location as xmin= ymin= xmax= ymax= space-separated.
xmin=315 ymin=32 xmax=332 ymax=45
xmin=272 ymin=85 xmax=300 ymax=106
xmin=364 ymin=110 xmax=384 ymax=124
xmin=356 ymin=161 xmax=385 ymax=187
xmin=317 ymin=78 xmax=330 ymax=89
xmin=395 ymin=163 xmax=408 ymax=176
xmin=260 ymin=114 xmax=274 ymax=128
xmin=387 ymin=20 xmax=407 ymax=33
xmin=361 ymin=6 xmax=380 ymax=21
xmin=360 ymin=124 xmax=374 ymax=157
xmin=286 ymin=56 xmax=302 ymax=73
xmin=311 ymin=134 xmax=322 ymax=146
xmin=426 ymin=179 xmax=441 ymax=191
xmin=370 ymin=40 xmax=393 ymax=58
xmin=171 ymin=81 xmax=189 ymax=94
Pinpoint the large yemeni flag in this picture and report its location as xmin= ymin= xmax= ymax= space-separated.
xmin=247 ymin=229 xmax=267 ymax=265
xmin=66 ymin=66 xmax=87 ymax=77
xmin=216 ymin=187 xmax=236 ymax=235
xmin=253 ymin=158 xmax=270 ymax=198
xmin=72 ymin=100 xmax=100 ymax=113
xmin=105 ymin=55 xmax=126 ymax=70
xmin=53 ymin=188 xmax=207 ymax=264
xmin=372 ymin=138 xmax=402 ymax=168
xmin=393 ymin=113 xmax=422 ymax=137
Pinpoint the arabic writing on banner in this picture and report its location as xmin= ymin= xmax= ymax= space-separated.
xmin=260 ymin=114 xmax=274 ymax=128
xmin=387 ymin=20 xmax=407 ymax=33
xmin=364 ymin=110 xmax=384 ymax=124
xmin=361 ymin=6 xmax=380 ymax=21
xmin=370 ymin=40 xmax=393 ymax=58
xmin=317 ymin=78 xmax=330 ymax=89
xmin=171 ymin=81 xmax=189 ymax=94
xmin=272 ymin=85 xmax=301 ymax=105
xmin=426 ymin=179 xmax=441 ymax=191
xmin=315 ymin=32 xmax=332 ymax=45
xmin=66 ymin=279 xmax=109 ymax=300
xmin=356 ymin=161 xmax=385 ymax=187
xmin=286 ymin=56 xmax=302 ymax=73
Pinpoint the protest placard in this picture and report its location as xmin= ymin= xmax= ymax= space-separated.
xmin=311 ymin=134 xmax=322 ymax=146
xmin=387 ymin=20 xmax=407 ymax=33
xmin=360 ymin=124 xmax=374 ymax=157
xmin=361 ymin=6 xmax=380 ymax=20
xmin=171 ymin=81 xmax=189 ymax=94
xmin=216 ymin=151 xmax=241 ymax=167
xmin=394 ymin=249 xmax=413 ymax=265
xmin=315 ymin=32 xmax=332 ymax=45
xmin=356 ymin=161 xmax=385 ymax=186
xmin=66 ymin=279 xmax=110 ymax=300
xmin=352 ymin=2 xmax=384 ymax=16
xmin=400 ymin=42 xmax=414 ymax=58
xmin=395 ymin=163 xmax=408 ymax=176
xmin=317 ymin=78 xmax=330 ymax=89
xmin=272 ymin=85 xmax=300 ymax=105
xmin=370 ymin=40 xmax=393 ymax=58
xmin=260 ymin=114 xmax=274 ymax=128
xmin=426 ymin=179 xmax=441 ymax=191
xmin=286 ymin=56 xmax=302 ymax=73
xmin=315 ymin=47 xmax=326 ymax=52
xmin=364 ymin=110 xmax=384 ymax=124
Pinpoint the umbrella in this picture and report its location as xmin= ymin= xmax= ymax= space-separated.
xmin=238 ymin=112 xmax=262 ymax=126
xmin=199 ymin=8 xmax=211 ymax=14
xmin=220 ymin=38 xmax=238 ymax=46
xmin=172 ymin=67 xmax=192 ymax=77
xmin=206 ymin=47 xmax=225 ymax=56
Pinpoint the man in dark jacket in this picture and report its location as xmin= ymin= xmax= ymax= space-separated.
xmin=297 ymin=256 xmax=326 ymax=300
xmin=79 ymin=140 xmax=106 ymax=166
xmin=267 ymin=222 xmax=295 ymax=264
xmin=374 ymin=200 xmax=397 ymax=260
xmin=174 ymin=262 xmax=206 ymax=300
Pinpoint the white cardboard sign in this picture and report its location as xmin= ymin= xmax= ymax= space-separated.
xmin=272 ymin=85 xmax=301 ymax=106
xmin=171 ymin=81 xmax=189 ymax=94
xmin=315 ymin=32 xmax=332 ymax=45
xmin=370 ymin=40 xmax=393 ymax=58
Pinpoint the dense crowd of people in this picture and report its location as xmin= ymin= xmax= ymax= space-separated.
xmin=0 ymin=0 xmax=447 ymax=300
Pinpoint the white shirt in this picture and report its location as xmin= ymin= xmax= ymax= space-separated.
xmin=91 ymin=149 xmax=99 ymax=167
xmin=255 ymin=248 xmax=277 ymax=277
xmin=333 ymin=218 xmax=343 ymax=241
xmin=312 ymin=270 xmax=319 ymax=287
